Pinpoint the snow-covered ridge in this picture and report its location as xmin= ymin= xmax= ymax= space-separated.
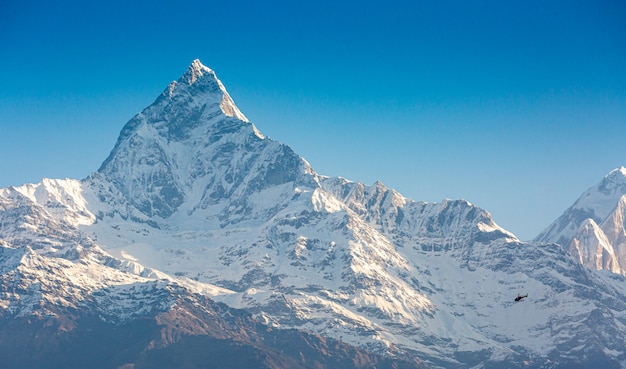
xmin=4 ymin=178 xmax=95 ymax=227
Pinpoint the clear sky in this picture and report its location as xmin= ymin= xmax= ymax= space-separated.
xmin=1 ymin=0 xmax=625 ymax=240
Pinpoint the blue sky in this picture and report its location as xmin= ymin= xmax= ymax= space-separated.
xmin=1 ymin=0 xmax=625 ymax=240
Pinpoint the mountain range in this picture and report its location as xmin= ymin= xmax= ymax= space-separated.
xmin=1 ymin=59 xmax=626 ymax=369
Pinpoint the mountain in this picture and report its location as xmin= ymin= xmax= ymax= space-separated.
xmin=0 ymin=245 xmax=422 ymax=369
xmin=536 ymin=167 xmax=626 ymax=275
xmin=2 ymin=59 xmax=626 ymax=369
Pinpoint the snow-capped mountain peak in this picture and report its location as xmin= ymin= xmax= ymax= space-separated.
xmin=176 ymin=58 xmax=248 ymax=122
xmin=96 ymin=59 xmax=275 ymax=218
xmin=536 ymin=167 xmax=626 ymax=245
xmin=536 ymin=167 xmax=626 ymax=275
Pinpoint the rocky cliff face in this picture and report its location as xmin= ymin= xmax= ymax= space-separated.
xmin=2 ymin=60 xmax=626 ymax=369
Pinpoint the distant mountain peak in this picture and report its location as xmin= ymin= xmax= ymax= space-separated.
xmin=536 ymin=166 xmax=626 ymax=275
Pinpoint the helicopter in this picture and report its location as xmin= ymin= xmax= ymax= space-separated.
xmin=514 ymin=293 xmax=528 ymax=302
